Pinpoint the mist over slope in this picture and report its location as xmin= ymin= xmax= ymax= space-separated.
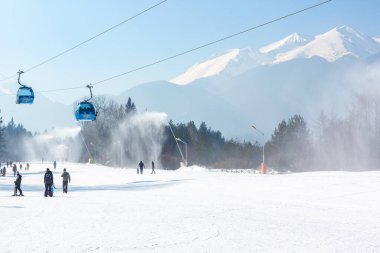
xmin=114 ymin=81 xmax=251 ymax=139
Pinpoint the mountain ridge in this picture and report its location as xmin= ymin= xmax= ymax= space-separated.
xmin=171 ymin=26 xmax=380 ymax=84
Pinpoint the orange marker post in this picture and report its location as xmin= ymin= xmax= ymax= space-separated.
xmin=260 ymin=162 xmax=266 ymax=174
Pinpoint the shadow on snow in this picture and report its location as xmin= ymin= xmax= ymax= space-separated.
xmin=0 ymin=205 xmax=24 ymax=208
xmin=0 ymin=179 xmax=192 ymax=194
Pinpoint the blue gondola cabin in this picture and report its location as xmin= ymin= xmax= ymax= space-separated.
xmin=16 ymin=87 xmax=34 ymax=104
xmin=75 ymin=101 xmax=96 ymax=121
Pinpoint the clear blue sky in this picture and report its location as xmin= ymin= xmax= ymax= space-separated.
xmin=0 ymin=0 xmax=379 ymax=104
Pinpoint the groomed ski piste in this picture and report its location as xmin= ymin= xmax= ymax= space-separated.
xmin=1 ymin=163 xmax=380 ymax=252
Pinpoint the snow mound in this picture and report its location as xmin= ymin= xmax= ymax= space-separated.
xmin=177 ymin=165 xmax=208 ymax=172
xmin=374 ymin=36 xmax=380 ymax=43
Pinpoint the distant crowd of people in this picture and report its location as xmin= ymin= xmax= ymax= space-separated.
xmin=1 ymin=161 xmax=30 ymax=177
xmin=2 ymin=159 xmax=158 ymax=197
xmin=0 ymin=160 xmax=71 ymax=197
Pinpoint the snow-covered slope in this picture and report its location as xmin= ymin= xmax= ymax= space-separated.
xmin=170 ymin=48 xmax=269 ymax=85
xmin=374 ymin=36 xmax=380 ymax=43
xmin=260 ymin=32 xmax=312 ymax=58
xmin=1 ymin=163 xmax=380 ymax=252
xmin=275 ymin=26 xmax=380 ymax=63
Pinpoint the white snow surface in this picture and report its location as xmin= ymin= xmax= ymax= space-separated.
xmin=374 ymin=36 xmax=380 ymax=43
xmin=1 ymin=163 xmax=380 ymax=252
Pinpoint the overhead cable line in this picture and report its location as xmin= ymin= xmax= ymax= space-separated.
xmin=0 ymin=0 xmax=169 ymax=83
xmin=38 ymin=0 xmax=332 ymax=93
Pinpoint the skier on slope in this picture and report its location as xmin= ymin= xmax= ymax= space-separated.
xmin=53 ymin=161 xmax=57 ymax=170
xmin=138 ymin=161 xmax=145 ymax=174
xmin=44 ymin=168 xmax=54 ymax=197
xmin=13 ymin=172 xmax=23 ymax=196
xmin=61 ymin=168 xmax=71 ymax=194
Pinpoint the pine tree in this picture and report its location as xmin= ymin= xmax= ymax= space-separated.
xmin=125 ymin=97 xmax=136 ymax=115
xmin=267 ymin=114 xmax=311 ymax=171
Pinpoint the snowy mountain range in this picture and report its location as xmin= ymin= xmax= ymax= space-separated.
xmin=171 ymin=26 xmax=380 ymax=85
xmin=1 ymin=25 xmax=379 ymax=140
xmin=274 ymin=26 xmax=380 ymax=63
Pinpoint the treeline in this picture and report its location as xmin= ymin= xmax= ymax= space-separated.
xmin=0 ymin=115 xmax=32 ymax=161
xmin=264 ymin=92 xmax=380 ymax=172
xmin=1 ymin=92 xmax=379 ymax=171
xmin=162 ymin=121 xmax=262 ymax=169
xmin=311 ymin=92 xmax=380 ymax=171
xmin=162 ymin=91 xmax=380 ymax=171
xmin=79 ymin=96 xmax=262 ymax=169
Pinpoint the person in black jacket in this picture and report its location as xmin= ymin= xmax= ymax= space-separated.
xmin=13 ymin=172 xmax=23 ymax=196
xmin=138 ymin=161 xmax=145 ymax=174
xmin=44 ymin=168 xmax=54 ymax=197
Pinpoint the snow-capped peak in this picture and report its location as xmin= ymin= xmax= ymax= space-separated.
xmin=170 ymin=48 xmax=269 ymax=85
xmin=170 ymin=49 xmax=239 ymax=85
xmin=170 ymin=26 xmax=380 ymax=85
xmin=260 ymin=32 xmax=311 ymax=54
xmin=274 ymin=25 xmax=380 ymax=63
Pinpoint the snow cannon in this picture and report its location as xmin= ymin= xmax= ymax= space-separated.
xmin=260 ymin=163 xmax=266 ymax=174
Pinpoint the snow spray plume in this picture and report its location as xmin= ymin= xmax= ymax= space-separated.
xmin=23 ymin=126 xmax=81 ymax=162
xmin=110 ymin=112 xmax=167 ymax=168
xmin=310 ymin=61 xmax=380 ymax=171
